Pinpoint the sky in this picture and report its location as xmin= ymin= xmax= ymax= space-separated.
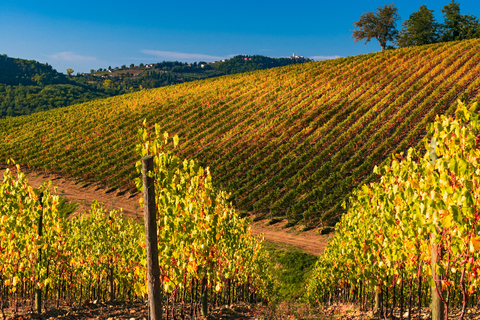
xmin=1 ymin=0 xmax=479 ymax=74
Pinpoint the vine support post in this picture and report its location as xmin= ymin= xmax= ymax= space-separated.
xmin=201 ymin=277 xmax=208 ymax=316
xmin=108 ymin=266 xmax=114 ymax=301
xmin=430 ymin=139 xmax=444 ymax=320
xmin=374 ymin=285 xmax=383 ymax=316
xmin=431 ymin=242 xmax=444 ymax=320
xmin=142 ymin=156 xmax=162 ymax=320
xmin=35 ymin=192 xmax=43 ymax=314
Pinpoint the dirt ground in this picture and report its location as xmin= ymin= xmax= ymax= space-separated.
xmin=9 ymin=300 xmax=480 ymax=320
xmin=2 ymin=300 xmax=333 ymax=320
xmin=10 ymin=169 xmax=331 ymax=257
xmin=3 ymin=300 xmax=269 ymax=320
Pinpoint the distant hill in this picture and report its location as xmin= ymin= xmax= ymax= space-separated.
xmin=84 ymin=55 xmax=311 ymax=93
xmin=211 ymin=54 xmax=312 ymax=74
xmin=0 ymin=54 xmax=66 ymax=86
xmin=0 ymin=55 xmax=108 ymax=118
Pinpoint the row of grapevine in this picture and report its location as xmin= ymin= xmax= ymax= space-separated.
xmin=0 ymin=166 xmax=144 ymax=318
xmin=293 ymin=42 xmax=480 ymax=223
xmin=239 ymin=42 xmax=452 ymax=215
xmin=1 ymin=39 xmax=480 ymax=224
xmin=0 ymin=127 xmax=271 ymax=318
xmin=305 ymin=101 xmax=480 ymax=319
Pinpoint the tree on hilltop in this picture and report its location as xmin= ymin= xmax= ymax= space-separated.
xmin=396 ymin=5 xmax=440 ymax=47
xmin=441 ymin=0 xmax=480 ymax=42
xmin=352 ymin=3 xmax=400 ymax=50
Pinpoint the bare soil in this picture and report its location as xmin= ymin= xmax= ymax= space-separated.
xmin=10 ymin=169 xmax=331 ymax=257
xmin=320 ymin=303 xmax=480 ymax=320
xmin=2 ymin=300 xmax=269 ymax=320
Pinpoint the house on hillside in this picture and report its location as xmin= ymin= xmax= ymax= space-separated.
xmin=290 ymin=53 xmax=305 ymax=59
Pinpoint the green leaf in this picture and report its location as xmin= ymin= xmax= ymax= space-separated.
xmin=469 ymin=102 xmax=478 ymax=113
xmin=458 ymin=159 xmax=468 ymax=176
xmin=449 ymin=158 xmax=458 ymax=175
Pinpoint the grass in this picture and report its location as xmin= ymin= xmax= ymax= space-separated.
xmin=33 ymin=188 xmax=78 ymax=219
xmin=253 ymin=242 xmax=326 ymax=319
xmin=263 ymin=242 xmax=318 ymax=301
xmin=57 ymin=197 xmax=79 ymax=218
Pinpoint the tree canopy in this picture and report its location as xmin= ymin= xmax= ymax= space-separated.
xmin=354 ymin=1 xmax=480 ymax=49
xmin=396 ymin=5 xmax=440 ymax=48
xmin=441 ymin=0 xmax=480 ymax=42
xmin=352 ymin=3 xmax=400 ymax=50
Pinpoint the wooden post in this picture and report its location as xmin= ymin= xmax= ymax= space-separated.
xmin=35 ymin=192 xmax=43 ymax=314
xmin=201 ymin=277 xmax=208 ymax=316
xmin=431 ymin=243 xmax=444 ymax=320
xmin=374 ymin=285 xmax=382 ymax=316
xmin=142 ymin=156 xmax=162 ymax=320
xmin=109 ymin=266 xmax=114 ymax=301
xmin=430 ymin=139 xmax=444 ymax=320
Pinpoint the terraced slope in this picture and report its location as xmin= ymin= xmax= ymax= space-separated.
xmin=1 ymin=39 xmax=480 ymax=225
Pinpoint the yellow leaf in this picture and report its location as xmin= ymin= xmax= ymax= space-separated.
xmin=134 ymin=282 xmax=142 ymax=296
xmin=471 ymin=237 xmax=480 ymax=251
xmin=12 ymin=276 xmax=18 ymax=286
xmin=441 ymin=213 xmax=453 ymax=228
xmin=441 ymin=280 xmax=452 ymax=290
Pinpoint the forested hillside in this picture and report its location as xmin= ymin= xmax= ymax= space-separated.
xmin=0 ymin=54 xmax=65 ymax=86
xmin=211 ymin=55 xmax=311 ymax=74
xmin=0 ymin=55 xmax=108 ymax=117
xmin=1 ymin=40 xmax=479 ymax=225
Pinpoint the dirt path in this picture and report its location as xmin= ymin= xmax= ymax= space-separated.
xmin=13 ymin=169 xmax=331 ymax=256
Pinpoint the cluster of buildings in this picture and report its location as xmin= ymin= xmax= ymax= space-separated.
xmin=82 ymin=53 xmax=310 ymax=77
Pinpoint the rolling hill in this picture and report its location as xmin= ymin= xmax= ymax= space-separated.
xmin=0 ymin=54 xmax=109 ymax=117
xmin=1 ymin=39 xmax=480 ymax=226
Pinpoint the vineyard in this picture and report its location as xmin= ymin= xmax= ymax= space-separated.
xmin=305 ymin=101 xmax=480 ymax=319
xmin=1 ymin=39 xmax=480 ymax=224
xmin=0 ymin=129 xmax=271 ymax=318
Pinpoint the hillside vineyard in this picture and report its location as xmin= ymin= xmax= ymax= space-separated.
xmin=1 ymin=39 xmax=480 ymax=224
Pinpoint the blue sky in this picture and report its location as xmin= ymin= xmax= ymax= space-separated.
xmin=1 ymin=0 xmax=479 ymax=74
